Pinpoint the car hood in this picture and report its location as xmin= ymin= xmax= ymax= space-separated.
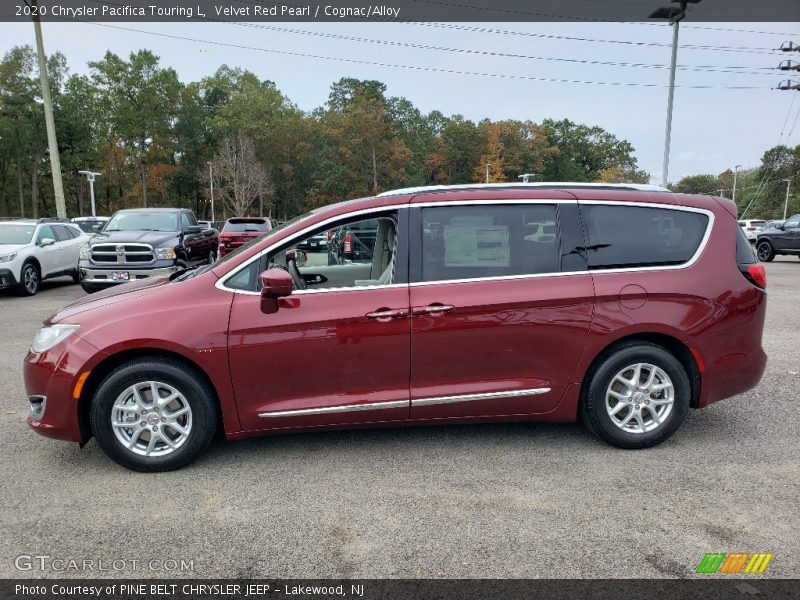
xmin=0 ymin=244 xmax=27 ymax=255
xmin=45 ymin=275 xmax=173 ymax=325
xmin=91 ymin=230 xmax=178 ymax=246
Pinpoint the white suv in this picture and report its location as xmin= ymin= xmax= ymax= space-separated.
xmin=738 ymin=219 xmax=767 ymax=242
xmin=0 ymin=219 xmax=91 ymax=296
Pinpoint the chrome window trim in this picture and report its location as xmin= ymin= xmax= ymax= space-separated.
xmin=215 ymin=198 xmax=714 ymax=295
xmin=259 ymin=399 xmax=408 ymax=418
xmin=411 ymin=387 xmax=551 ymax=408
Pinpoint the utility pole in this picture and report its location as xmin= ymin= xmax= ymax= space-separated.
xmin=29 ymin=0 xmax=67 ymax=218
xmin=78 ymin=171 xmax=101 ymax=217
xmin=782 ymin=178 xmax=791 ymax=220
xmin=207 ymin=161 xmax=216 ymax=223
xmin=732 ymin=164 xmax=742 ymax=205
xmin=649 ymin=0 xmax=702 ymax=187
xmin=485 ymin=163 xmax=492 ymax=184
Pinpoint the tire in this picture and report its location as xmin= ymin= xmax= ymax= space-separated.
xmin=71 ymin=270 xmax=80 ymax=284
xmin=15 ymin=261 xmax=40 ymax=296
xmin=207 ymin=250 xmax=216 ymax=264
xmin=176 ymin=259 xmax=188 ymax=270
xmin=581 ymin=342 xmax=690 ymax=449
xmin=90 ymin=357 xmax=218 ymax=471
xmin=80 ymin=282 xmax=103 ymax=294
xmin=756 ymin=241 xmax=775 ymax=262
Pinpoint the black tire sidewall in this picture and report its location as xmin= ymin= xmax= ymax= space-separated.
xmin=583 ymin=344 xmax=690 ymax=449
xmin=90 ymin=359 xmax=217 ymax=471
xmin=757 ymin=241 xmax=774 ymax=262
xmin=17 ymin=262 xmax=39 ymax=296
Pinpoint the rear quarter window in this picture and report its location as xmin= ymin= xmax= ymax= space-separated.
xmin=581 ymin=204 xmax=709 ymax=269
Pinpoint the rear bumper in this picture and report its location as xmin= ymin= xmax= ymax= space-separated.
xmin=694 ymin=318 xmax=767 ymax=408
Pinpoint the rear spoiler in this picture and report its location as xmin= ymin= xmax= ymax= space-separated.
xmin=712 ymin=196 xmax=738 ymax=219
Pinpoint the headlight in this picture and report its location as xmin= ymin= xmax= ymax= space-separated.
xmin=155 ymin=248 xmax=176 ymax=260
xmin=79 ymin=245 xmax=91 ymax=260
xmin=31 ymin=324 xmax=80 ymax=354
xmin=0 ymin=252 xmax=17 ymax=263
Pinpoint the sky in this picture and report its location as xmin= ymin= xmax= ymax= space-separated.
xmin=2 ymin=18 xmax=799 ymax=185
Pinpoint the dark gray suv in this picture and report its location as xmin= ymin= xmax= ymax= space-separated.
xmin=755 ymin=214 xmax=800 ymax=262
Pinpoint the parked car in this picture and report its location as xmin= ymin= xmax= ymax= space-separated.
xmin=217 ymin=217 xmax=272 ymax=258
xmin=0 ymin=218 xmax=90 ymax=296
xmin=24 ymin=183 xmax=767 ymax=471
xmin=197 ymin=220 xmax=219 ymax=231
xmin=77 ymin=208 xmax=218 ymax=293
xmin=755 ymin=213 xmax=800 ymax=262
xmin=296 ymin=231 xmax=327 ymax=253
xmin=71 ymin=216 xmax=109 ymax=233
xmin=738 ymin=219 xmax=767 ymax=242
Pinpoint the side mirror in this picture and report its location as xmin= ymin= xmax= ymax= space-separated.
xmin=186 ymin=225 xmax=204 ymax=234
xmin=39 ymin=238 xmax=55 ymax=247
xmin=286 ymin=248 xmax=307 ymax=267
xmin=259 ymin=268 xmax=294 ymax=314
xmin=201 ymin=228 xmax=215 ymax=237
xmin=92 ymin=224 xmax=102 ymax=231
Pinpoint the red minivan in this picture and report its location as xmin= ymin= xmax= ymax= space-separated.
xmin=24 ymin=184 xmax=767 ymax=471
xmin=217 ymin=217 xmax=273 ymax=257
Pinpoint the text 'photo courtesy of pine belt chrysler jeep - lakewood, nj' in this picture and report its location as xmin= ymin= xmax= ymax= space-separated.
xmin=23 ymin=183 xmax=767 ymax=471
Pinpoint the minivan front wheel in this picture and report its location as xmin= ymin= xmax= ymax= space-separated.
xmin=90 ymin=358 xmax=217 ymax=471
xmin=582 ymin=343 xmax=690 ymax=449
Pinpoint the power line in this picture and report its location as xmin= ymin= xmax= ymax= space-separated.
xmin=228 ymin=22 xmax=775 ymax=77
xmin=68 ymin=20 xmax=766 ymax=91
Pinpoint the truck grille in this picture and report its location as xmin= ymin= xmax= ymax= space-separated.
xmin=91 ymin=243 xmax=155 ymax=265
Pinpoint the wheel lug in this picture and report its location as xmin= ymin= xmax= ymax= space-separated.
xmin=645 ymin=400 xmax=650 ymax=405
xmin=154 ymin=407 xmax=159 ymax=412
xmin=634 ymin=405 xmax=640 ymax=410
xmin=152 ymin=426 xmax=158 ymax=432
xmin=140 ymin=410 xmax=146 ymax=415
xmin=161 ymin=417 xmax=166 ymax=422
xmin=140 ymin=421 xmax=146 ymax=427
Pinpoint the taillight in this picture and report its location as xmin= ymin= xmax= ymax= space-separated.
xmin=740 ymin=263 xmax=766 ymax=289
xmin=746 ymin=227 xmax=756 ymax=231
xmin=343 ymin=233 xmax=352 ymax=254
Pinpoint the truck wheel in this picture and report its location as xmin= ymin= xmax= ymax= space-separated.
xmin=756 ymin=241 xmax=775 ymax=262
xmin=90 ymin=357 xmax=218 ymax=472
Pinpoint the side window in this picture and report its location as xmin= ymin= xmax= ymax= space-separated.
xmin=181 ymin=213 xmax=192 ymax=231
xmin=36 ymin=225 xmax=55 ymax=244
xmin=581 ymin=205 xmax=709 ymax=269
xmin=187 ymin=212 xmax=198 ymax=226
xmin=785 ymin=215 xmax=800 ymax=230
xmin=268 ymin=214 xmax=398 ymax=290
xmin=420 ymin=204 xmax=559 ymax=283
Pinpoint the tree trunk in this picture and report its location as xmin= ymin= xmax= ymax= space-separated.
xmin=31 ymin=167 xmax=39 ymax=219
xmin=78 ymin=177 xmax=84 ymax=217
xmin=141 ymin=162 xmax=148 ymax=207
xmin=371 ymin=144 xmax=378 ymax=194
xmin=259 ymin=191 xmax=263 ymax=217
xmin=17 ymin=162 xmax=25 ymax=218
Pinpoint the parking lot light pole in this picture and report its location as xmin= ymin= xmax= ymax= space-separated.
xmin=208 ymin=161 xmax=216 ymax=224
xmin=485 ymin=163 xmax=491 ymax=183
xmin=783 ymin=178 xmax=791 ymax=219
xmin=78 ymin=170 xmax=100 ymax=217
xmin=732 ymin=164 xmax=742 ymax=205
xmin=649 ymin=0 xmax=702 ymax=187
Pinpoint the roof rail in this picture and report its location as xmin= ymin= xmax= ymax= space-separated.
xmin=377 ymin=182 xmax=671 ymax=197
xmin=37 ymin=217 xmax=71 ymax=223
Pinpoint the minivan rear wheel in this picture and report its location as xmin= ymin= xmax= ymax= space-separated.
xmin=581 ymin=342 xmax=690 ymax=449
xmin=90 ymin=357 xmax=217 ymax=471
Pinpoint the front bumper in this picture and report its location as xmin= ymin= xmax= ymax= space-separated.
xmin=0 ymin=268 xmax=19 ymax=289
xmin=24 ymin=335 xmax=108 ymax=442
xmin=79 ymin=261 xmax=178 ymax=285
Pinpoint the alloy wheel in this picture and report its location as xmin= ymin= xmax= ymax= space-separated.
xmin=24 ymin=265 xmax=39 ymax=294
xmin=111 ymin=381 xmax=193 ymax=457
xmin=605 ymin=363 xmax=674 ymax=434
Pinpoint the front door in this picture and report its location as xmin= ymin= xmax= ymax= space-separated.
xmin=227 ymin=210 xmax=411 ymax=431
xmin=409 ymin=202 xmax=594 ymax=419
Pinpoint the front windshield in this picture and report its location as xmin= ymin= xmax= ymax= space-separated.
xmin=105 ymin=212 xmax=178 ymax=232
xmin=0 ymin=223 xmax=36 ymax=245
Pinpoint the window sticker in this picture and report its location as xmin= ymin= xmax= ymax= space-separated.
xmin=444 ymin=225 xmax=510 ymax=267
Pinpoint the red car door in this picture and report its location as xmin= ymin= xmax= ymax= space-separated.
xmin=227 ymin=210 xmax=411 ymax=431
xmin=408 ymin=201 xmax=594 ymax=419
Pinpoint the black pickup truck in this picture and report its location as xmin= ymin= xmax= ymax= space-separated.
xmin=755 ymin=213 xmax=800 ymax=262
xmin=78 ymin=208 xmax=218 ymax=293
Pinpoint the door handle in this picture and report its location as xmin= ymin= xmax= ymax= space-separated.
xmin=412 ymin=304 xmax=455 ymax=316
xmin=366 ymin=308 xmax=409 ymax=320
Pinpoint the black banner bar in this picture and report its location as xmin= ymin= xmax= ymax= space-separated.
xmin=2 ymin=579 xmax=799 ymax=600
xmin=2 ymin=0 xmax=799 ymax=23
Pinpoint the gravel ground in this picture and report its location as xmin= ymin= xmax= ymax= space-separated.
xmin=0 ymin=259 xmax=797 ymax=579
